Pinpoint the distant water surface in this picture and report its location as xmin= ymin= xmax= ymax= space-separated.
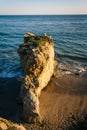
xmin=0 ymin=15 xmax=87 ymax=77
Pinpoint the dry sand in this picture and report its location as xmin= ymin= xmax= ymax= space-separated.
xmin=0 ymin=73 xmax=87 ymax=130
xmin=39 ymin=74 xmax=87 ymax=129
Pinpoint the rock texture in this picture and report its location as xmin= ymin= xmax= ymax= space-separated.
xmin=18 ymin=32 xmax=57 ymax=123
xmin=0 ymin=117 xmax=26 ymax=130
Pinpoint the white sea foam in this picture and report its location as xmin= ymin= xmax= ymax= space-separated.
xmin=57 ymin=62 xmax=87 ymax=77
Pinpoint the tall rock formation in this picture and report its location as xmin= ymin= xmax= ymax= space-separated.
xmin=18 ymin=32 xmax=57 ymax=123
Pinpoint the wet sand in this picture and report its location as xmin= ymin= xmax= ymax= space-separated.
xmin=0 ymin=74 xmax=87 ymax=130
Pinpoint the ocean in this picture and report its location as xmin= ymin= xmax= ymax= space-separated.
xmin=0 ymin=15 xmax=87 ymax=78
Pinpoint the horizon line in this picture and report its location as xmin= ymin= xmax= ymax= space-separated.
xmin=0 ymin=14 xmax=87 ymax=16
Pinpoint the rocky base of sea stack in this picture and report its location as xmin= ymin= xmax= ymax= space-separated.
xmin=18 ymin=32 xmax=57 ymax=123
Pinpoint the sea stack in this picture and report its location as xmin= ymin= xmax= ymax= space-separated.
xmin=18 ymin=32 xmax=57 ymax=123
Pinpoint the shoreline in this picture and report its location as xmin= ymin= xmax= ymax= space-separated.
xmin=0 ymin=74 xmax=87 ymax=129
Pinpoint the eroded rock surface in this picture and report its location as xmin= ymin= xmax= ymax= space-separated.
xmin=18 ymin=32 xmax=57 ymax=123
xmin=0 ymin=117 xmax=26 ymax=130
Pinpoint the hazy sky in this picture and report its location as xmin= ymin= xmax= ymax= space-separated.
xmin=0 ymin=0 xmax=87 ymax=15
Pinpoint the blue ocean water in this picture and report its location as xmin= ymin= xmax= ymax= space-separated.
xmin=0 ymin=15 xmax=87 ymax=77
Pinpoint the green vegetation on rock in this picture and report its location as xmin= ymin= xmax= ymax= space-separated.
xmin=20 ymin=35 xmax=53 ymax=48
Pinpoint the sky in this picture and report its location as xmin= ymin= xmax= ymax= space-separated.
xmin=0 ymin=0 xmax=87 ymax=15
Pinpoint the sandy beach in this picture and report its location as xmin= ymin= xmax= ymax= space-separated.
xmin=0 ymin=73 xmax=87 ymax=130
